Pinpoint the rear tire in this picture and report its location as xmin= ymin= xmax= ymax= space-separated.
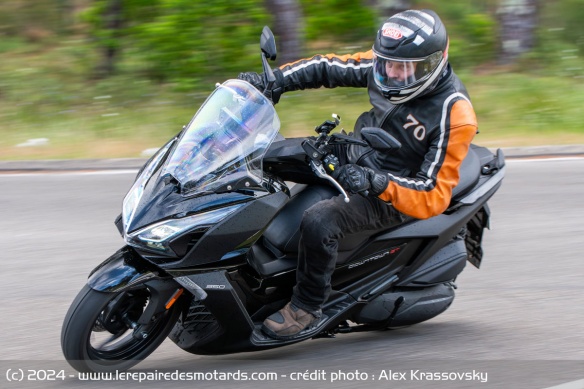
xmin=61 ymin=284 xmax=182 ymax=372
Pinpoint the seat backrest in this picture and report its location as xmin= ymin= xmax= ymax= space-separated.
xmin=451 ymin=148 xmax=481 ymax=200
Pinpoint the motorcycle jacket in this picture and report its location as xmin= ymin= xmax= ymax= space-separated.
xmin=272 ymin=50 xmax=478 ymax=219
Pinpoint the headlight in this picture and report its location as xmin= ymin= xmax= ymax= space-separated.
xmin=122 ymin=139 xmax=175 ymax=233
xmin=126 ymin=203 xmax=245 ymax=256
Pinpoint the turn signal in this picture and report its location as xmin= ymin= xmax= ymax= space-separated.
xmin=165 ymin=288 xmax=184 ymax=310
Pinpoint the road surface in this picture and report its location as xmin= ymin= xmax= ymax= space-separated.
xmin=0 ymin=158 xmax=583 ymax=388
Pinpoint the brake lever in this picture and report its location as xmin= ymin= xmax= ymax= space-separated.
xmin=309 ymin=160 xmax=350 ymax=203
xmin=329 ymin=133 xmax=368 ymax=147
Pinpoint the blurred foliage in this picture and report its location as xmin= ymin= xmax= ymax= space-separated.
xmin=0 ymin=0 xmax=59 ymax=38
xmin=81 ymin=0 xmax=379 ymax=85
xmin=0 ymin=0 xmax=88 ymax=39
xmin=518 ymin=0 xmax=584 ymax=78
xmin=0 ymin=0 xmax=543 ymax=81
xmin=545 ymin=0 xmax=584 ymax=52
xmin=300 ymin=0 xmax=377 ymax=43
xmin=79 ymin=0 xmax=500 ymax=84
xmin=2 ymin=0 xmax=583 ymax=79
xmin=2 ymin=1 xmax=584 ymax=160
xmin=82 ymin=0 xmax=267 ymax=88
xmin=413 ymin=1 xmax=498 ymax=69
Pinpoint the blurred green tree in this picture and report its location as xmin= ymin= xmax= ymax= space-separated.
xmin=94 ymin=0 xmax=122 ymax=77
xmin=411 ymin=1 xmax=498 ymax=69
xmin=84 ymin=0 xmax=268 ymax=86
xmin=84 ymin=0 xmax=380 ymax=85
xmin=0 ymin=0 xmax=74 ymax=41
xmin=543 ymin=0 xmax=584 ymax=53
xmin=75 ymin=0 xmax=579 ymax=84
xmin=300 ymin=0 xmax=377 ymax=44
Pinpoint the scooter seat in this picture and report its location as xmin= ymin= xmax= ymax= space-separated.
xmin=262 ymin=184 xmax=338 ymax=256
xmin=253 ymin=183 xmax=375 ymax=276
xmin=262 ymin=148 xmax=481 ymax=259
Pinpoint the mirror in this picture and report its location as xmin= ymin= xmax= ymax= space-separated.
xmin=260 ymin=26 xmax=277 ymax=60
xmin=361 ymin=127 xmax=402 ymax=152
xmin=259 ymin=26 xmax=277 ymax=97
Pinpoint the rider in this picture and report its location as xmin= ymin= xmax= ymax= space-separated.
xmin=238 ymin=9 xmax=478 ymax=340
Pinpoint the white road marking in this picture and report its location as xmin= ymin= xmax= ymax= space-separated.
xmin=542 ymin=379 xmax=584 ymax=389
xmin=0 ymin=169 xmax=138 ymax=177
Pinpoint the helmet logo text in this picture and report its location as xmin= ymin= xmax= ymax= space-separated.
xmin=382 ymin=27 xmax=403 ymax=40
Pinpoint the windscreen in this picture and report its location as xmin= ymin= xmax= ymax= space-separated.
xmin=162 ymin=80 xmax=280 ymax=195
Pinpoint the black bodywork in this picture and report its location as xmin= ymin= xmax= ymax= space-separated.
xmin=93 ymin=134 xmax=505 ymax=355
xmin=63 ymin=26 xmax=506 ymax=372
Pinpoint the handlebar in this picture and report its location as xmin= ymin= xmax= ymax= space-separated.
xmin=302 ymin=114 xmax=373 ymax=203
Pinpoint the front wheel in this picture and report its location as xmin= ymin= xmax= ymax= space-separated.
xmin=61 ymin=284 xmax=183 ymax=372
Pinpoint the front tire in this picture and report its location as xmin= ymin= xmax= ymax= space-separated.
xmin=61 ymin=284 xmax=182 ymax=372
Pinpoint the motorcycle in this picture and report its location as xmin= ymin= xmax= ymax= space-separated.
xmin=61 ymin=27 xmax=506 ymax=372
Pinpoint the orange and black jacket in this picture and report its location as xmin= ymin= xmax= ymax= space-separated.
xmin=272 ymin=50 xmax=478 ymax=220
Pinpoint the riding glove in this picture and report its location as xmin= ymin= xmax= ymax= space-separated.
xmin=237 ymin=71 xmax=283 ymax=103
xmin=237 ymin=72 xmax=265 ymax=90
xmin=333 ymin=164 xmax=389 ymax=197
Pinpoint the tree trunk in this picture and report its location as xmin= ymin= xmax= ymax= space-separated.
xmin=57 ymin=0 xmax=74 ymax=35
xmin=497 ymin=0 xmax=539 ymax=64
xmin=265 ymin=0 xmax=303 ymax=65
xmin=95 ymin=0 xmax=123 ymax=77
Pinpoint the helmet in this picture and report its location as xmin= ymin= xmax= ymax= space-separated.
xmin=372 ymin=9 xmax=449 ymax=104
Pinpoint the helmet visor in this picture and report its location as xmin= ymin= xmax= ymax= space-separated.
xmin=373 ymin=51 xmax=443 ymax=91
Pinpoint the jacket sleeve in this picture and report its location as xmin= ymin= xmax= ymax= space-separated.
xmin=377 ymin=96 xmax=478 ymax=219
xmin=274 ymin=51 xmax=373 ymax=93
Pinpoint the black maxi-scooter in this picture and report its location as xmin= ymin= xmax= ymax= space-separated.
xmin=61 ymin=27 xmax=505 ymax=372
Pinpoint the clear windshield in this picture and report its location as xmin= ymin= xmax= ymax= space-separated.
xmin=162 ymin=80 xmax=280 ymax=195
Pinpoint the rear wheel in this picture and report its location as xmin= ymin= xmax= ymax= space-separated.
xmin=61 ymin=284 xmax=183 ymax=372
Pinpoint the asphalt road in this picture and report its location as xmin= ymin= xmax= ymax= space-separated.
xmin=0 ymin=158 xmax=583 ymax=389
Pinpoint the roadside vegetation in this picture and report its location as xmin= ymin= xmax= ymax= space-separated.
xmin=1 ymin=1 xmax=584 ymax=160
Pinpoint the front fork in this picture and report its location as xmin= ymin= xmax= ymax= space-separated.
xmin=88 ymin=246 xmax=259 ymax=352
xmin=87 ymin=246 xmax=185 ymax=334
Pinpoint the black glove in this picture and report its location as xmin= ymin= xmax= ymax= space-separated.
xmin=237 ymin=72 xmax=265 ymax=91
xmin=332 ymin=164 xmax=389 ymax=196
xmin=237 ymin=70 xmax=283 ymax=103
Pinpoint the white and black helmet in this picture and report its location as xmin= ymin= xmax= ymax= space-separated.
xmin=372 ymin=9 xmax=449 ymax=104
